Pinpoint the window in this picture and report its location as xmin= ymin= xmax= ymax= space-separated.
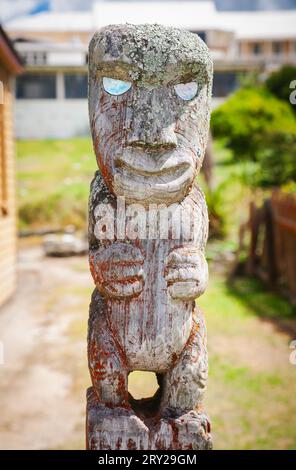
xmin=0 ymin=100 xmax=8 ymax=216
xmin=22 ymin=52 xmax=47 ymax=66
xmin=16 ymin=73 xmax=56 ymax=99
xmin=191 ymin=30 xmax=206 ymax=43
xmin=64 ymin=73 xmax=87 ymax=99
xmin=272 ymin=41 xmax=283 ymax=55
xmin=252 ymin=42 xmax=262 ymax=55
xmin=213 ymin=72 xmax=238 ymax=98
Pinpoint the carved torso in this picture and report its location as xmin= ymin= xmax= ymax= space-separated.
xmin=89 ymin=174 xmax=208 ymax=371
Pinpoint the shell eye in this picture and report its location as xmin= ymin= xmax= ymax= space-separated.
xmin=103 ymin=77 xmax=132 ymax=96
xmin=174 ymin=82 xmax=199 ymax=101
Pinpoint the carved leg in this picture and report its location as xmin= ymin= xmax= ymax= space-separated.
xmin=151 ymin=306 xmax=212 ymax=450
xmin=161 ymin=305 xmax=208 ymax=413
xmin=87 ymin=290 xmax=150 ymax=449
xmin=88 ymin=289 xmax=128 ymax=407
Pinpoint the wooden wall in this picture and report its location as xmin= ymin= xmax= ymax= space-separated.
xmin=0 ymin=65 xmax=17 ymax=306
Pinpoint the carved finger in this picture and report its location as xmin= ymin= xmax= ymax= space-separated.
xmin=165 ymin=247 xmax=202 ymax=267
xmin=165 ymin=267 xmax=199 ymax=283
xmin=99 ymin=264 xmax=144 ymax=283
xmin=168 ymin=281 xmax=200 ymax=300
xmin=102 ymin=279 xmax=144 ymax=299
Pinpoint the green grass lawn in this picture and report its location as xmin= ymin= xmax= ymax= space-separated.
xmin=17 ymin=137 xmax=96 ymax=230
xmin=200 ymin=273 xmax=296 ymax=450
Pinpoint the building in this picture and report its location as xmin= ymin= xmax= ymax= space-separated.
xmin=13 ymin=40 xmax=89 ymax=139
xmin=4 ymin=0 xmax=296 ymax=139
xmin=0 ymin=26 xmax=23 ymax=306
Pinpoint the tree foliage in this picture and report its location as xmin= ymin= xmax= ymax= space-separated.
xmin=211 ymin=87 xmax=296 ymax=187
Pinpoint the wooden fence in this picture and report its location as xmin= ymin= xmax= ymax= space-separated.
xmin=245 ymin=191 xmax=296 ymax=303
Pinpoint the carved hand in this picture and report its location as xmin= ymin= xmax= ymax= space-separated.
xmin=89 ymin=242 xmax=145 ymax=299
xmin=165 ymin=247 xmax=208 ymax=301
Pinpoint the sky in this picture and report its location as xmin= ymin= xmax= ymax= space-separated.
xmin=1 ymin=0 xmax=296 ymax=22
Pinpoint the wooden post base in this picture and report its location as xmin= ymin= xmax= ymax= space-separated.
xmin=86 ymin=387 xmax=212 ymax=450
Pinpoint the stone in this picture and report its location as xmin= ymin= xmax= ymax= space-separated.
xmin=43 ymin=231 xmax=87 ymax=257
xmin=86 ymin=24 xmax=213 ymax=450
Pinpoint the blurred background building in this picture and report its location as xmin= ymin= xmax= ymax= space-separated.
xmin=3 ymin=0 xmax=296 ymax=139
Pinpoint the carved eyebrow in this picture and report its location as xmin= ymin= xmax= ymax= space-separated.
xmin=95 ymin=61 xmax=139 ymax=82
xmin=163 ymin=68 xmax=208 ymax=88
xmin=95 ymin=60 xmax=210 ymax=86
xmin=168 ymin=73 xmax=205 ymax=87
xmin=175 ymin=61 xmax=210 ymax=83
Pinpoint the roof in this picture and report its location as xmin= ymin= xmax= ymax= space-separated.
xmin=5 ymin=11 xmax=93 ymax=32
xmin=93 ymin=1 xmax=218 ymax=31
xmin=4 ymin=1 xmax=296 ymax=41
xmin=0 ymin=25 xmax=23 ymax=74
xmin=93 ymin=2 xmax=296 ymax=40
xmin=220 ymin=10 xmax=296 ymax=40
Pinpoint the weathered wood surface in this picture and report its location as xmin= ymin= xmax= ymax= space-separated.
xmin=86 ymin=24 xmax=213 ymax=450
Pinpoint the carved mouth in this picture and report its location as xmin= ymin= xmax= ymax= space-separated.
xmin=114 ymin=145 xmax=195 ymax=183
xmin=115 ymin=158 xmax=190 ymax=178
xmin=113 ymin=151 xmax=195 ymax=204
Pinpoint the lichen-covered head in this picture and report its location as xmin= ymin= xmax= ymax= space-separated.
xmin=89 ymin=24 xmax=213 ymax=206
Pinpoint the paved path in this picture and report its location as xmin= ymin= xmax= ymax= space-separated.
xmin=0 ymin=245 xmax=91 ymax=449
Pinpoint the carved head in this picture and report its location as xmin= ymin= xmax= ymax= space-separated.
xmin=89 ymin=24 xmax=213 ymax=206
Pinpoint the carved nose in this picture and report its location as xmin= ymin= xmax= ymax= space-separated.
xmin=126 ymin=139 xmax=177 ymax=151
xmin=126 ymin=128 xmax=177 ymax=151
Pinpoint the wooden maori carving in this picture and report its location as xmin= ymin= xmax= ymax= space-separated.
xmin=86 ymin=24 xmax=213 ymax=450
